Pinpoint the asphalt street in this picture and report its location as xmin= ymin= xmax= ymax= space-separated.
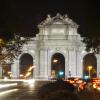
xmin=0 ymin=81 xmax=41 ymax=100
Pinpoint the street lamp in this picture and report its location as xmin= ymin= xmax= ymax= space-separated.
xmin=88 ymin=65 xmax=92 ymax=78
xmin=52 ymin=59 xmax=58 ymax=78
xmin=53 ymin=59 xmax=58 ymax=63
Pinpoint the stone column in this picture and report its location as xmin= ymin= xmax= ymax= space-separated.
xmin=39 ymin=50 xmax=44 ymax=78
xmin=76 ymin=51 xmax=83 ymax=77
xmin=68 ymin=49 xmax=77 ymax=77
xmin=39 ymin=49 xmax=48 ymax=79
xmin=96 ymin=54 xmax=100 ymax=77
xmin=11 ymin=60 xmax=19 ymax=79
xmin=33 ymin=57 xmax=37 ymax=78
xmin=33 ymin=53 xmax=39 ymax=79
xmin=32 ymin=59 xmax=35 ymax=78
xmin=34 ymin=50 xmax=41 ymax=79
xmin=44 ymin=49 xmax=48 ymax=78
xmin=0 ymin=65 xmax=2 ymax=78
xmin=47 ymin=49 xmax=51 ymax=77
xmin=65 ymin=50 xmax=69 ymax=78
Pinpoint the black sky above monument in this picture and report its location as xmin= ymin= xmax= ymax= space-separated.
xmin=0 ymin=0 xmax=99 ymax=39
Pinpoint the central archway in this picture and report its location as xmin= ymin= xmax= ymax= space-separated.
xmin=51 ymin=53 xmax=65 ymax=79
xmin=19 ymin=53 xmax=34 ymax=79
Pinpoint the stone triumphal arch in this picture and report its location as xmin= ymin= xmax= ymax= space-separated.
xmin=10 ymin=13 xmax=100 ymax=79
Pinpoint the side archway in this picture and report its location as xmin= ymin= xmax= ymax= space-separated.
xmin=51 ymin=53 xmax=65 ymax=79
xmin=19 ymin=53 xmax=34 ymax=79
xmin=83 ymin=53 xmax=97 ymax=78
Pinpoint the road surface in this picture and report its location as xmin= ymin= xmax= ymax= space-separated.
xmin=0 ymin=80 xmax=49 ymax=100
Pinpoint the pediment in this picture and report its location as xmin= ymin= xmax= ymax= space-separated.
xmin=52 ymin=20 xmax=65 ymax=25
xmin=38 ymin=13 xmax=78 ymax=28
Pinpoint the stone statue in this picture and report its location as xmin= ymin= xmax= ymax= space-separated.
xmin=46 ymin=14 xmax=51 ymax=22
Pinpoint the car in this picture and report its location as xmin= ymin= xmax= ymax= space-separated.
xmin=92 ymin=78 xmax=100 ymax=91
xmin=65 ymin=77 xmax=87 ymax=91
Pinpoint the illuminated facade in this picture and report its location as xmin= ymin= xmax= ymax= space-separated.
xmin=10 ymin=13 xmax=100 ymax=79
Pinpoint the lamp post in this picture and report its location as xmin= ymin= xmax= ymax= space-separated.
xmin=53 ymin=59 xmax=58 ymax=63
xmin=52 ymin=59 xmax=58 ymax=78
xmin=88 ymin=66 xmax=92 ymax=78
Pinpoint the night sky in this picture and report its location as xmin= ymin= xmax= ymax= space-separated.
xmin=0 ymin=0 xmax=100 ymax=39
